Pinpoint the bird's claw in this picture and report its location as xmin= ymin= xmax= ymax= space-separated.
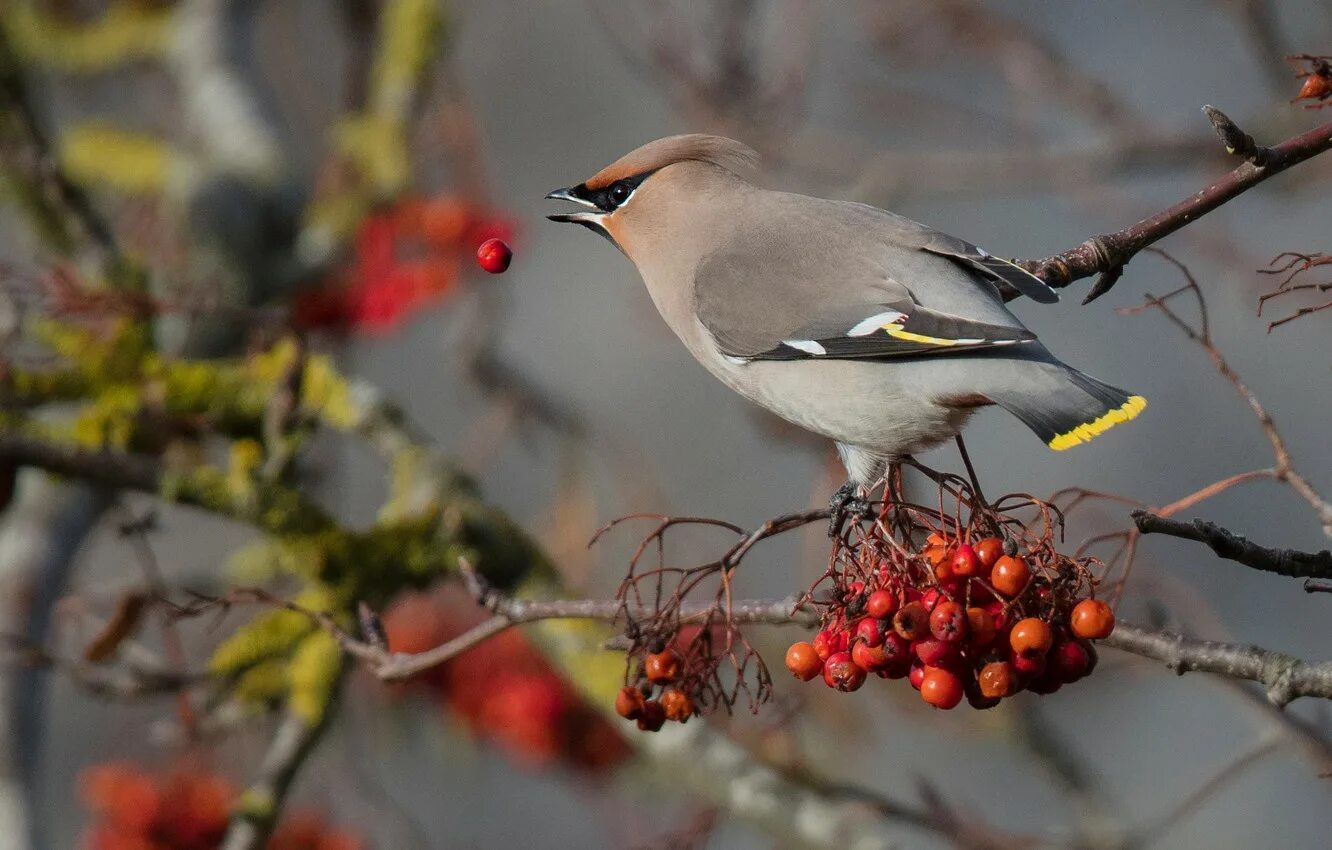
xmin=828 ymin=482 xmax=872 ymax=538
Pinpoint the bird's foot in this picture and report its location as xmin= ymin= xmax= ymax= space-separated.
xmin=828 ymin=481 xmax=872 ymax=538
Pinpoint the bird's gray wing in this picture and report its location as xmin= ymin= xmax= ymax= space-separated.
xmin=694 ymin=198 xmax=1041 ymax=362
xmin=913 ymin=228 xmax=1059 ymax=305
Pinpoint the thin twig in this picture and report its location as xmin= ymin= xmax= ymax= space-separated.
xmin=1132 ymin=510 xmax=1332 ymax=580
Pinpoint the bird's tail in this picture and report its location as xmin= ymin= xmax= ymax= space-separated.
xmin=986 ymin=363 xmax=1146 ymax=451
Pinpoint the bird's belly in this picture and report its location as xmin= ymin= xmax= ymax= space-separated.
xmin=691 ymin=342 xmax=965 ymax=456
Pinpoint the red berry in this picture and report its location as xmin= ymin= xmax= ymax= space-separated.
xmin=645 ymin=649 xmax=682 ymax=684
xmin=812 ymin=629 xmax=837 ymax=661
xmin=977 ymin=661 xmax=1017 ymax=698
xmin=913 ymin=638 xmax=960 ymax=668
xmin=893 ymin=602 xmax=930 ymax=641
xmin=908 ymin=660 xmax=926 ymax=690
xmin=1069 ymin=599 xmax=1116 ymax=640
xmin=1052 ymin=640 xmax=1094 ymax=683
xmin=784 ymin=642 xmax=823 ymax=681
xmin=855 ymin=617 xmax=886 ymax=647
xmin=614 ymin=686 xmax=645 ymax=719
xmin=865 ymin=589 xmax=898 ymax=620
xmin=822 ymin=651 xmax=866 ymax=692
xmin=636 ymin=700 xmax=666 ymax=731
xmin=950 ymin=544 xmax=981 ymax=578
xmin=990 ymin=555 xmax=1030 ymax=597
xmin=929 ymin=601 xmax=967 ymax=642
xmin=879 ymin=632 xmax=912 ymax=666
xmin=965 ymin=607 xmax=996 ymax=649
xmin=974 ymin=537 xmax=1005 ymax=570
xmin=920 ymin=667 xmax=964 ymax=709
xmin=1011 ymin=649 xmax=1047 ymax=678
xmin=1010 ymin=618 xmax=1053 ymax=656
xmin=476 ymin=238 xmax=512 ymax=273
xmin=660 ymin=687 xmax=694 ymax=722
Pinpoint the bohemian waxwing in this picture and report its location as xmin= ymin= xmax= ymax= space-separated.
xmin=547 ymin=135 xmax=1145 ymax=498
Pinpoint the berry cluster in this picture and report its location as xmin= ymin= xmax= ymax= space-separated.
xmin=787 ymin=516 xmax=1116 ymax=709
xmin=78 ymin=762 xmax=364 ymax=850
xmin=612 ymin=646 xmax=699 ymax=731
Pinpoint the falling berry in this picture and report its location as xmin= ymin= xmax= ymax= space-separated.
xmin=476 ymin=238 xmax=513 ymax=274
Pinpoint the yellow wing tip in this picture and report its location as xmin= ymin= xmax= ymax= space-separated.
xmin=1047 ymin=395 xmax=1147 ymax=451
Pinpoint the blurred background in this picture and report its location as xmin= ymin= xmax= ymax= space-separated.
xmin=0 ymin=1 xmax=1330 ymax=847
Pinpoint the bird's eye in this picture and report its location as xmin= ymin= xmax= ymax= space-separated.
xmin=608 ymin=182 xmax=631 ymax=206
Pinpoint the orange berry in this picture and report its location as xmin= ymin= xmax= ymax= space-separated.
xmin=990 ymin=555 xmax=1030 ymax=597
xmin=1069 ymin=598 xmax=1116 ymax=639
xmin=1010 ymin=618 xmax=1054 ymax=656
xmin=614 ymin=686 xmax=645 ymax=719
xmin=659 ymin=688 xmax=694 ymax=722
xmin=644 ymin=649 xmax=682 ymax=684
xmin=919 ymin=667 xmax=964 ymax=709
xmin=784 ymin=641 xmax=823 ymax=681
xmin=978 ymin=661 xmax=1016 ymax=698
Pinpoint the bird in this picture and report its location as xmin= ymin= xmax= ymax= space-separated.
xmin=546 ymin=134 xmax=1145 ymax=519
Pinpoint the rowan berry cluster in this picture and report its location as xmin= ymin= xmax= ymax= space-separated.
xmin=612 ymin=645 xmax=699 ymax=731
xmin=787 ymin=507 xmax=1116 ymax=709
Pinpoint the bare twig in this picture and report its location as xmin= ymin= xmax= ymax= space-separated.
xmin=1132 ymin=510 xmax=1332 ymax=580
xmin=1021 ymin=111 xmax=1332 ymax=303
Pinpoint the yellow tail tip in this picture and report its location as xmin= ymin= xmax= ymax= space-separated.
xmin=1047 ymin=395 xmax=1147 ymax=451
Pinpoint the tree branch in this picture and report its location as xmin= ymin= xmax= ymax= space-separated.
xmin=1131 ymin=510 xmax=1332 ymax=579
xmin=1020 ymin=110 xmax=1332 ymax=303
xmin=1102 ymin=622 xmax=1332 ymax=707
xmin=219 ymin=691 xmax=342 ymax=850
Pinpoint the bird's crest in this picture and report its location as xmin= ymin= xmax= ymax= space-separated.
xmin=585 ymin=134 xmax=758 ymax=190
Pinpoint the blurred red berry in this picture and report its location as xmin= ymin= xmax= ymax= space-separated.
xmin=822 ymin=651 xmax=866 ymax=691
xmin=978 ymin=660 xmax=1017 ymax=698
xmin=865 ymin=589 xmax=898 ymax=619
xmin=614 ymin=685 xmax=646 ymax=719
xmin=637 ymin=700 xmax=667 ymax=732
xmin=644 ymin=649 xmax=682 ymax=684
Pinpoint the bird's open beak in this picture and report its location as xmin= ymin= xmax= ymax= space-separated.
xmin=545 ymin=187 xmax=602 ymax=224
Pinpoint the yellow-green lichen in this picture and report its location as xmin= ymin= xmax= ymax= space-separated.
xmin=287 ymin=630 xmax=342 ymax=725
xmin=3 ymin=1 xmax=171 ymax=72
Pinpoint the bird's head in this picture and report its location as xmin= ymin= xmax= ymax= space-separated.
xmin=546 ymin=134 xmax=758 ymax=259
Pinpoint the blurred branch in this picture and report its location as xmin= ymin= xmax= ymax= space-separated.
xmin=0 ymin=26 xmax=124 ymax=274
xmin=219 ymin=686 xmax=343 ymax=850
xmin=1131 ymin=510 xmax=1332 ymax=579
xmin=1257 ymin=252 xmax=1332 ymax=332
xmin=1020 ymin=110 xmax=1332 ymax=303
xmin=1103 ymin=622 xmax=1332 ymax=707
